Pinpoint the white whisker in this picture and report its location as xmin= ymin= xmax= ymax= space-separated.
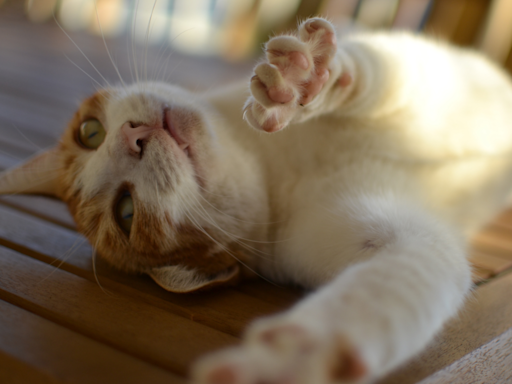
xmin=11 ymin=123 xmax=46 ymax=151
xmin=93 ymin=0 xmax=127 ymax=88
xmin=92 ymin=244 xmax=115 ymax=297
xmin=53 ymin=13 xmax=112 ymax=89
xmin=131 ymin=0 xmax=141 ymax=86
xmin=64 ymin=54 xmax=113 ymax=95
xmin=182 ymin=207 xmax=282 ymax=287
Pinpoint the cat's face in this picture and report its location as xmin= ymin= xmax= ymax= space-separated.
xmin=2 ymin=82 xmax=269 ymax=292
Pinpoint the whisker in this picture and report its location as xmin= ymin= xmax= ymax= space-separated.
xmin=195 ymin=188 xmax=286 ymax=228
xmin=93 ymin=0 xmax=127 ymax=88
xmin=92 ymin=245 xmax=115 ymax=297
xmin=10 ymin=123 xmax=45 ymax=151
xmin=53 ymin=13 xmax=112 ymax=89
xmin=182 ymin=207 xmax=282 ymax=287
xmin=143 ymin=0 xmax=159 ymax=84
xmin=64 ymin=54 xmax=113 ymax=95
xmin=0 ymin=149 xmax=22 ymax=160
xmin=186 ymin=193 xmax=274 ymax=257
xmin=131 ymin=0 xmax=141 ymax=86
xmin=38 ymin=225 xmax=96 ymax=284
xmin=153 ymin=35 xmax=175 ymax=83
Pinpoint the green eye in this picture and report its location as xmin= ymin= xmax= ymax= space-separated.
xmin=116 ymin=193 xmax=134 ymax=233
xmin=79 ymin=119 xmax=106 ymax=149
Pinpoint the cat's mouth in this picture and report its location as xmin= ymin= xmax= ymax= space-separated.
xmin=163 ymin=107 xmax=191 ymax=158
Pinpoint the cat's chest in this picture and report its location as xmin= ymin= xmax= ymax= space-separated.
xmin=247 ymin=119 xmax=366 ymax=177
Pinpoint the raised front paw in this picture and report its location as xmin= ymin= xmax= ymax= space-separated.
xmin=192 ymin=316 xmax=367 ymax=384
xmin=244 ymin=18 xmax=337 ymax=133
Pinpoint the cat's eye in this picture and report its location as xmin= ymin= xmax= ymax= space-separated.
xmin=116 ymin=193 xmax=134 ymax=233
xmin=78 ymin=119 xmax=106 ymax=149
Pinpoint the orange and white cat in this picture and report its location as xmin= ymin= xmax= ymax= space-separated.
xmin=2 ymin=18 xmax=512 ymax=383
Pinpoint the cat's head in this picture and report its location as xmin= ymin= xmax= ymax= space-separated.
xmin=0 ymin=82 xmax=269 ymax=292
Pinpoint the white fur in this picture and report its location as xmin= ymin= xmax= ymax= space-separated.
xmin=192 ymin=22 xmax=512 ymax=383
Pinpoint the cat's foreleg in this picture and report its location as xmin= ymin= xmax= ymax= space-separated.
xmin=192 ymin=198 xmax=472 ymax=383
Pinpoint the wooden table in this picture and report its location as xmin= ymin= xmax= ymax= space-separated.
xmin=0 ymin=4 xmax=511 ymax=383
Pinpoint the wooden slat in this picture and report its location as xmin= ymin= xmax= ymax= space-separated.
xmin=472 ymin=225 xmax=512 ymax=260
xmin=469 ymin=251 xmax=512 ymax=275
xmin=235 ymin=279 xmax=304 ymax=308
xmin=0 ymin=93 xmax=65 ymax=144
xmin=491 ymin=207 xmax=512 ymax=226
xmin=450 ymin=0 xmax=490 ymax=46
xmin=0 ymin=351 xmax=59 ymax=384
xmin=0 ymin=299 xmax=184 ymax=384
xmin=423 ymin=0 xmax=467 ymax=40
xmin=378 ymin=271 xmax=512 ymax=384
xmin=417 ymin=327 xmax=512 ymax=384
xmin=0 ymin=245 xmax=237 ymax=376
xmin=0 ymin=116 xmax=56 ymax=153
xmin=392 ymin=0 xmax=432 ymax=31
xmin=470 ymin=265 xmax=493 ymax=283
xmin=0 ymin=195 xmax=76 ymax=230
xmin=478 ymin=0 xmax=512 ymax=63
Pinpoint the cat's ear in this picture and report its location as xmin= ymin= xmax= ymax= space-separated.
xmin=0 ymin=148 xmax=61 ymax=197
xmin=149 ymin=263 xmax=240 ymax=293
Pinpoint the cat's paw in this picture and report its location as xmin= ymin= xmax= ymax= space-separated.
xmin=192 ymin=317 xmax=368 ymax=384
xmin=244 ymin=18 xmax=337 ymax=133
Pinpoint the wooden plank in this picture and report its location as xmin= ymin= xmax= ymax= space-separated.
xmin=0 ymin=195 xmax=76 ymax=230
xmin=491 ymin=207 xmax=512 ymax=226
xmin=469 ymin=251 xmax=512 ymax=275
xmin=423 ymin=0 xmax=467 ymax=41
xmin=450 ymin=0 xmax=490 ymax=46
xmin=378 ymin=271 xmax=512 ymax=384
xmin=0 ymin=116 xmax=56 ymax=154
xmin=0 ymin=351 xmax=60 ymax=384
xmin=470 ymin=265 xmax=493 ymax=283
xmin=235 ymin=279 xmax=304 ymax=308
xmin=392 ymin=0 xmax=432 ymax=31
xmin=506 ymin=46 xmax=512 ymax=74
xmin=0 ymin=245 xmax=237 ymax=376
xmin=0 ymin=203 xmax=288 ymax=336
xmin=0 ymin=137 xmax=29 ymax=169
xmin=0 ymin=299 xmax=185 ymax=384
xmin=0 ymin=93 xmax=65 ymax=144
xmin=472 ymin=226 xmax=512 ymax=260
xmin=478 ymin=0 xmax=512 ymax=63
xmin=418 ymin=327 xmax=512 ymax=384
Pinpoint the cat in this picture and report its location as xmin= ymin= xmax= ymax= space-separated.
xmin=2 ymin=17 xmax=512 ymax=383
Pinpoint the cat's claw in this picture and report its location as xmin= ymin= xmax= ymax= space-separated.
xmin=192 ymin=317 xmax=368 ymax=384
xmin=244 ymin=18 xmax=337 ymax=133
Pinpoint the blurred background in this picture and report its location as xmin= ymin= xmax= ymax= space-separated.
xmin=0 ymin=0 xmax=511 ymax=162
xmin=6 ymin=0 xmax=512 ymax=70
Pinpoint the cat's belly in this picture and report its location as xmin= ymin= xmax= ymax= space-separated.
xmin=258 ymin=153 xmax=512 ymax=286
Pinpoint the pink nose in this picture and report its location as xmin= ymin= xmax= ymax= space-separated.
xmin=121 ymin=122 xmax=156 ymax=153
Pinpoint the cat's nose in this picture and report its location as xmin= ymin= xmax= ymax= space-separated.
xmin=121 ymin=122 xmax=155 ymax=153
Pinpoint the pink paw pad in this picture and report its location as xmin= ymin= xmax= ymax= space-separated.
xmin=244 ymin=17 xmax=337 ymax=133
xmin=257 ymin=324 xmax=318 ymax=356
xmin=205 ymin=365 xmax=239 ymax=384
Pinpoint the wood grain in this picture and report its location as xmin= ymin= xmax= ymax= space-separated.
xmin=418 ymin=327 xmax=512 ymax=384
xmin=378 ymin=271 xmax=512 ymax=384
xmin=0 ymin=299 xmax=185 ymax=383
xmin=0 ymin=351 xmax=60 ymax=384
xmin=0 ymin=245 xmax=237 ymax=376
